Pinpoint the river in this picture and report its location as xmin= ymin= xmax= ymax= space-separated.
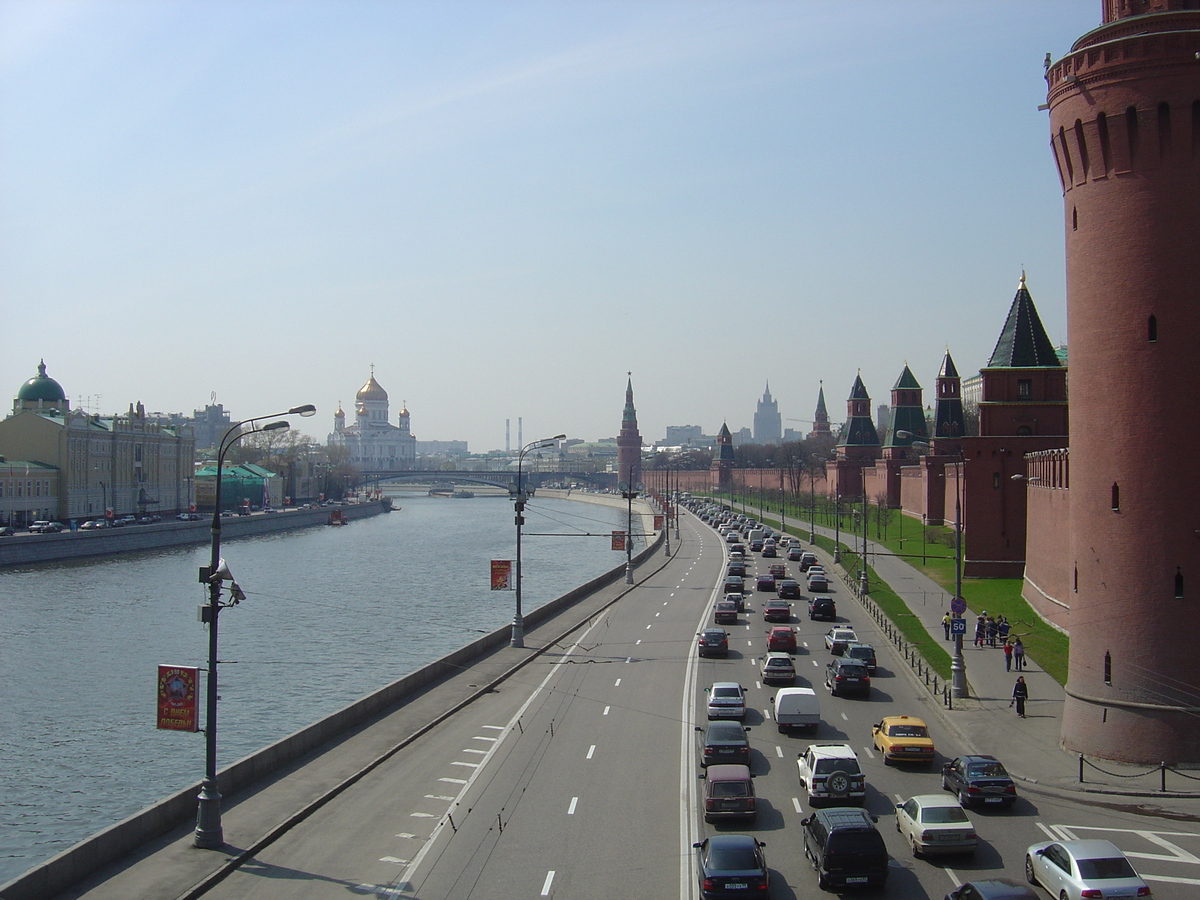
xmin=0 ymin=491 xmax=635 ymax=883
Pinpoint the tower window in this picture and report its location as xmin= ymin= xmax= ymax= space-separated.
xmin=1097 ymin=111 xmax=1111 ymax=173
xmin=1058 ymin=126 xmax=1075 ymax=182
xmin=1158 ymin=102 xmax=1171 ymax=157
xmin=1175 ymin=567 xmax=1184 ymax=600
xmin=993 ymin=473 xmax=1001 ymax=489
xmin=1017 ymin=379 xmax=1032 ymax=399
xmin=1072 ymin=206 xmax=1078 ymax=231
xmin=1126 ymin=107 xmax=1139 ymax=165
xmin=1111 ymin=482 xmax=1120 ymax=511
xmin=1104 ymin=651 xmax=1112 ymax=685
xmin=1074 ymin=565 xmax=1078 ymax=592
xmin=1075 ymin=119 xmax=1089 ymax=178
xmin=1148 ymin=314 xmax=1157 ymax=342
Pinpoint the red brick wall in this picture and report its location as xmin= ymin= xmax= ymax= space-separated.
xmin=1021 ymin=452 xmax=1072 ymax=632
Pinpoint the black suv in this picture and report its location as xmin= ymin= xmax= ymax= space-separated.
xmin=842 ymin=642 xmax=876 ymax=673
xmin=801 ymin=807 xmax=889 ymax=890
xmin=825 ymin=658 xmax=871 ymax=697
xmin=808 ymin=595 xmax=836 ymax=621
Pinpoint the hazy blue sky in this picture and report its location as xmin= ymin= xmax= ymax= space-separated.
xmin=1 ymin=1 xmax=1096 ymax=452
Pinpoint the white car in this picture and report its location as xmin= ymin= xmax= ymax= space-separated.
xmin=706 ymin=682 xmax=747 ymax=720
xmin=760 ymin=652 xmax=796 ymax=684
xmin=796 ymin=742 xmax=866 ymax=806
xmin=1025 ymin=839 xmax=1151 ymax=900
xmin=824 ymin=628 xmax=859 ymax=653
xmin=894 ymin=794 xmax=977 ymax=857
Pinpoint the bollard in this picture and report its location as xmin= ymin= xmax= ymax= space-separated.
xmin=1161 ymin=762 xmax=1167 ymax=793
xmin=1078 ymin=753 xmax=1084 ymax=784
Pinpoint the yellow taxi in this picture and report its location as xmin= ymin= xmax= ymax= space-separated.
xmin=872 ymin=715 xmax=935 ymax=766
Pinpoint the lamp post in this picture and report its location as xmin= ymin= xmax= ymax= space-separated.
xmin=510 ymin=434 xmax=565 ymax=649
xmin=833 ymin=493 xmax=841 ymax=563
xmin=809 ymin=456 xmax=817 ymax=544
xmin=620 ymin=479 xmax=642 ymax=584
xmin=662 ymin=461 xmax=671 ymax=557
xmin=779 ymin=465 xmax=785 ymax=535
xmin=194 ymin=404 xmax=315 ymax=849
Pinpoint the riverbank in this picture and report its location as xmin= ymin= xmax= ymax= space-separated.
xmin=0 ymin=500 xmax=391 ymax=568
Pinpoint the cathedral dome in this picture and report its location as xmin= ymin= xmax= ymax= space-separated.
xmin=356 ymin=374 xmax=388 ymax=403
xmin=17 ymin=360 xmax=66 ymax=403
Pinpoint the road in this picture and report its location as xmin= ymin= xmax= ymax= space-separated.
xmin=195 ymin=509 xmax=1199 ymax=900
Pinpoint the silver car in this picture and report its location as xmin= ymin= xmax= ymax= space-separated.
xmin=1024 ymin=839 xmax=1151 ymax=900
xmin=707 ymin=682 xmax=747 ymax=720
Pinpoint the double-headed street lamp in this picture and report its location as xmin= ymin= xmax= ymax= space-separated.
xmin=194 ymin=404 xmax=315 ymax=850
xmin=510 ymin=434 xmax=565 ymax=649
xmin=619 ymin=479 xmax=643 ymax=584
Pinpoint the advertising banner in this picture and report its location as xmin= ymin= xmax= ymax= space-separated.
xmin=156 ymin=665 xmax=199 ymax=732
xmin=611 ymin=531 xmax=626 ymax=551
xmin=490 ymin=559 xmax=513 ymax=591
xmin=653 ymin=515 xmax=664 ymax=531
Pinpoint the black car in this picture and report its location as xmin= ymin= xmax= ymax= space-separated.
xmin=809 ymin=595 xmax=836 ymax=620
xmin=748 ymin=539 xmax=764 ymax=552
xmin=776 ymin=579 xmax=801 ymax=599
xmin=696 ymin=721 xmax=752 ymax=767
xmin=842 ymin=642 xmax=877 ymax=673
xmin=826 ymin=658 xmax=871 ymax=697
xmin=726 ymin=561 xmax=747 ymax=578
xmin=694 ymin=834 xmax=768 ymax=899
xmin=802 ymin=807 xmax=889 ymax=890
xmin=761 ymin=545 xmax=777 ymax=558
xmin=941 ymin=755 xmax=1018 ymax=808
xmin=755 ymin=574 xmax=776 ymax=593
xmin=762 ymin=599 xmax=792 ymax=622
xmin=698 ymin=629 xmax=730 ymax=658
xmin=723 ymin=576 xmax=745 ymax=596
xmin=943 ymin=879 xmax=1039 ymax=900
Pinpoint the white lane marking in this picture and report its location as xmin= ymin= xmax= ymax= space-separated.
xmin=463 ymin=748 xmax=488 ymax=755
xmin=380 ymin=856 xmax=409 ymax=864
xmin=615 ymin=678 xmax=622 ymax=686
xmin=396 ymin=833 xmax=417 ymax=839
xmin=775 ymin=746 xmax=784 ymax=758
xmin=793 ymin=797 xmax=803 ymax=813
xmin=646 ymin=624 xmax=652 ymax=629
xmin=482 ymin=724 xmax=504 ymax=730
xmin=812 ymin=660 xmax=820 ymax=667
xmin=841 ymin=712 xmax=849 ymax=721
xmin=748 ymin=641 xmax=753 ymax=646
xmin=764 ymin=707 xmax=772 ymax=720
xmin=656 ymin=612 xmax=661 ymax=617
xmin=425 ymin=795 xmax=454 ymax=802
xmin=636 ymin=640 xmax=642 ymax=645
xmin=411 ymin=812 xmax=436 ymax=818
xmin=568 ymin=797 xmax=578 ymax=815
xmin=472 ymin=736 xmax=497 ymax=742
xmin=862 ymin=747 xmax=876 ymax=759
xmin=438 ymin=777 xmax=468 ymax=784
xmin=1035 ymin=821 xmax=1058 ymax=840
xmin=541 ymin=870 xmax=556 ymax=896
xmin=603 ymin=705 xmax=610 ymax=715
xmin=587 ymin=744 xmax=596 ymax=759
xmin=894 ymin=793 xmax=905 ymax=803
xmin=944 ymin=867 xmax=961 ymax=887
xmin=450 ymin=761 xmax=479 ymax=768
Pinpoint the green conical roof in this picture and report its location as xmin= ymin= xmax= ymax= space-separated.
xmin=16 ymin=360 xmax=66 ymax=403
xmin=892 ymin=364 xmax=921 ymax=390
xmin=988 ymin=275 xmax=1061 ymax=368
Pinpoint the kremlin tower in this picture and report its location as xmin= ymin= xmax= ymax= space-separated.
xmin=616 ymin=376 xmax=643 ymax=489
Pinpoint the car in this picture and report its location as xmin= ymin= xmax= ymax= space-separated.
xmin=809 ymin=595 xmax=837 ymax=620
xmin=768 ymin=563 xmax=787 ymax=579
xmin=29 ymin=520 xmax=63 ymax=533
xmin=826 ymin=657 xmax=871 ymax=697
xmin=702 ymin=764 xmax=757 ymax=822
xmin=807 ymin=572 xmax=830 ymax=592
xmin=730 ymin=542 xmax=747 ymax=556
xmin=760 ymin=544 xmax=777 ymax=558
xmin=0 ymin=525 xmax=15 ymax=536
xmin=801 ymin=806 xmax=889 ymax=890
xmin=693 ymin=834 xmax=769 ymax=899
xmin=895 ymin=794 xmax=977 ymax=857
xmin=942 ymin=879 xmax=1040 ymax=900
xmin=755 ymin=574 xmax=776 ymax=592
xmin=707 ymin=682 xmax=748 ymax=720
xmin=696 ymin=721 xmax=752 ymax=767
xmin=724 ymin=591 xmax=748 ymax=612
xmin=787 ymin=547 xmax=803 ymax=561
xmin=760 ymin=652 xmax=796 ymax=684
xmin=796 ymin=742 xmax=867 ymax=807
xmin=725 ymin=531 xmax=740 ymax=543
xmin=726 ymin=561 xmax=747 ymax=578
xmin=766 ymin=625 xmax=797 ymax=652
xmin=824 ymin=627 xmax=858 ymax=654
xmin=723 ymin=575 xmax=745 ymax=596
xmin=698 ymin=629 xmax=730 ymax=658
xmin=942 ymin=755 xmax=1018 ymax=808
xmin=873 ymin=715 xmax=936 ymax=765
xmin=842 ymin=642 xmax=877 ymax=673
xmin=776 ymin=579 xmax=801 ymax=599
xmin=714 ymin=601 xmax=739 ymax=625
xmin=799 ymin=552 xmax=819 ymax=570
xmin=762 ymin=599 xmax=791 ymax=622
xmin=748 ymin=539 xmax=764 ymax=553
xmin=807 ymin=564 xmax=827 ymax=577
xmin=80 ymin=519 xmax=109 ymax=530
xmin=1024 ymin=840 xmax=1152 ymax=900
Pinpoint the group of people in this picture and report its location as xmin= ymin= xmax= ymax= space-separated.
xmin=939 ymin=610 xmax=1026 ymax=671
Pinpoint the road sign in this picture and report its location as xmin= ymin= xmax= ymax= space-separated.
xmin=950 ymin=596 xmax=967 ymax=615
xmin=951 ymin=618 xmax=967 ymax=635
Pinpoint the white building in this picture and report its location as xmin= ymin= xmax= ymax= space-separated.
xmin=328 ymin=370 xmax=416 ymax=470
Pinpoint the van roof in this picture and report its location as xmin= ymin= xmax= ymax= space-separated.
xmin=774 ymin=686 xmax=816 ymax=698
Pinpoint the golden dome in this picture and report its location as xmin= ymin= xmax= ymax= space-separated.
xmin=356 ymin=374 xmax=388 ymax=403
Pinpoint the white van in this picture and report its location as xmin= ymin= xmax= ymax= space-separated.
xmin=747 ymin=528 xmax=765 ymax=543
xmin=771 ymin=687 xmax=820 ymax=733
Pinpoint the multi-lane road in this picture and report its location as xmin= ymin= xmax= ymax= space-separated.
xmin=197 ymin=509 xmax=1200 ymax=899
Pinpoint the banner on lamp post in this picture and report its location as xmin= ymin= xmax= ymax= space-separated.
xmin=653 ymin=515 xmax=664 ymax=531
xmin=611 ymin=531 xmax=626 ymax=551
xmin=156 ymin=665 xmax=199 ymax=732
xmin=490 ymin=559 xmax=513 ymax=591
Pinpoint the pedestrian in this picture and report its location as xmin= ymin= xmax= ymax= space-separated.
xmin=986 ymin=616 xmax=998 ymax=648
xmin=942 ymin=612 xmax=952 ymax=640
xmin=1013 ymin=637 xmax=1025 ymax=671
xmin=1003 ymin=640 xmax=1013 ymax=671
xmin=974 ymin=615 xmax=985 ymax=648
xmin=998 ymin=616 xmax=1011 ymax=643
xmin=1011 ymin=675 xmax=1028 ymax=717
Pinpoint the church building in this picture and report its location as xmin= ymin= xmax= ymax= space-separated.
xmin=328 ymin=369 xmax=416 ymax=471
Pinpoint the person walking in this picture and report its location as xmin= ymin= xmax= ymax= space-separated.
xmin=1013 ymin=637 xmax=1025 ymax=671
xmin=942 ymin=612 xmax=952 ymax=640
xmin=1003 ymin=640 xmax=1013 ymax=671
xmin=1011 ymin=676 xmax=1029 ymax=717
xmin=986 ymin=616 xmax=998 ymax=648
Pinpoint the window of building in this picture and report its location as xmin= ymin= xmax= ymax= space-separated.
xmin=1111 ymin=482 xmax=1120 ymax=511
xmin=1148 ymin=315 xmax=1157 ymax=342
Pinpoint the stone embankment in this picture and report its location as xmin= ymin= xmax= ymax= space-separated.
xmin=0 ymin=500 xmax=391 ymax=568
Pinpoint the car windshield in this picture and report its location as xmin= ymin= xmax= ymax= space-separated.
xmin=710 ymin=781 xmax=750 ymax=798
xmin=707 ymin=846 xmax=760 ymax=870
xmin=921 ymin=806 xmax=969 ymax=824
xmin=713 ymin=687 xmax=741 ymax=698
xmin=827 ymin=833 xmax=885 ymax=857
xmin=888 ymin=724 xmax=928 ymax=737
xmin=709 ymin=723 xmax=745 ymax=739
xmin=839 ymin=665 xmax=868 ymax=677
xmin=1077 ymin=857 xmax=1138 ymax=880
xmin=814 ymin=759 xmax=861 ymax=775
xmin=767 ymin=659 xmax=791 ymax=668
xmin=967 ymin=762 xmax=1008 ymax=777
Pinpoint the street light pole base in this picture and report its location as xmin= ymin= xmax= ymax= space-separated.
xmin=951 ymin=637 xmax=968 ymax=698
xmin=510 ymin=615 xmax=525 ymax=648
xmin=193 ymin=780 xmax=224 ymax=849
xmin=625 ymin=562 xmax=634 ymax=584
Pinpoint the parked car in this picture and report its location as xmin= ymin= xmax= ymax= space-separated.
xmin=707 ymin=682 xmax=748 ymax=720
xmin=29 ymin=521 xmax=63 ymax=533
xmin=873 ymin=715 xmax=936 ymax=766
xmin=1024 ymin=840 xmax=1152 ymax=900
xmin=826 ymin=657 xmax=871 ymax=697
xmin=762 ymin=599 xmax=792 ymax=622
xmin=796 ymin=742 xmax=866 ymax=806
xmin=824 ymin=627 xmax=858 ymax=655
xmin=702 ymin=764 xmax=757 ymax=822
xmin=80 ymin=519 xmax=109 ymax=530
xmin=942 ymin=755 xmax=1018 ymax=808
xmin=766 ymin=626 xmax=797 ymax=652
xmin=693 ymin=834 xmax=769 ymax=899
xmin=842 ymin=642 xmax=877 ymax=673
xmin=697 ymin=721 xmax=752 ymax=767
xmin=809 ymin=595 xmax=837 ymax=621
xmin=698 ymin=629 xmax=730 ymax=658
xmin=801 ymin=806 xmax=889 ymax=890
xmin=895 ymin=794 xmax=977 ymax=857
xmin=760 ymin=652 xmax=796 ymax=684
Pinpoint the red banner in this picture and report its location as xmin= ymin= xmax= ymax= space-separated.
xmin=653 ymin=515 xmax=664 ymax=530
xmin=156 ymin=665 xmax=199 ymax=732
xmin=490 ymin=559 xmax=513 ymax=590
xmin=611 ymin=531 xmax=626 ymax=551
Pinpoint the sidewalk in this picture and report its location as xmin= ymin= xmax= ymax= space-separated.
xmin=780 ymin=516 xmax=1200 ymax=804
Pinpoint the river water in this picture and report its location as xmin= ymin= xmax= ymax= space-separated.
xmin=0 ymin=492 xmax=634 ymax=883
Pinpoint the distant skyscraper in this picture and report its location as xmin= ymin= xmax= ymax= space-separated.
xmin=753 ymin=382 xmax=782 ymax=444
xmin=616 ymin=375 xmax=643 ymax=488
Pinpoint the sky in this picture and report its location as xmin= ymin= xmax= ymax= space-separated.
xmin=1 ymin=1 xmax=1098 ymax=452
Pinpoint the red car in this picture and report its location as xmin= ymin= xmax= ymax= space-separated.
xmin=766 ymin=626 xmax=797 ymax=652
xmin=768 ymin=564 xmax=787 ymax=580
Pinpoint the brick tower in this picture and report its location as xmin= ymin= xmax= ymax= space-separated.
xmin=711 ymin=422 xmax=735 ymax=492
xmin=616 ymin=375 xmax=643 ymax=489
xmin=1048 ymin=1 xmax=1200 ymax=762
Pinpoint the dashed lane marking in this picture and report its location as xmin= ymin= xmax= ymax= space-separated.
xmin=603 ymin=706 xmax=610 ymax=715
xmin=568 ymin=797 xmax=578 ymax=815
xmin=396 ymin=833 xmax=417 ymax=840
xmin=793 ymin=798 xmax=803 ymax=813
xmin=541 ymin=871 xmax=556 ymax=896
xmin=411 ymin=812 xmax=436 ymax=818
xmin=450 ymin=761 xmax=479 ymax=768
xmin=463 ymin=748 xmax=487 ymax=755
xmin=775 ymin=746 xmax=784 ymax=758
xmin=472 ymin=736 xmax=497 ymax=742
xmin=425 ymin=795 xmax=454 ymax=802
xmin=438 ymin=777 xmax=468 ymax=784
xmin=587 ymin=744 xmax=596 ymax=759
xmin=615 ymin=678 xmax=622 ymax=686
xmin=380 ymin=856 xmax=409 ymax=864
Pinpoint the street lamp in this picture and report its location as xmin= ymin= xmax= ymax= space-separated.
xmin=808 ymin=455 xmax=820 ymax=544
xmin=510 ymin=434 xmax=565 ymax=649
xmin=194 ymin=403 xmax=315 ymax=850
xmin=619 ymin=479 xmax=643 ymax=584
xmin=833 ymin=492 xmax=841 ymax=564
